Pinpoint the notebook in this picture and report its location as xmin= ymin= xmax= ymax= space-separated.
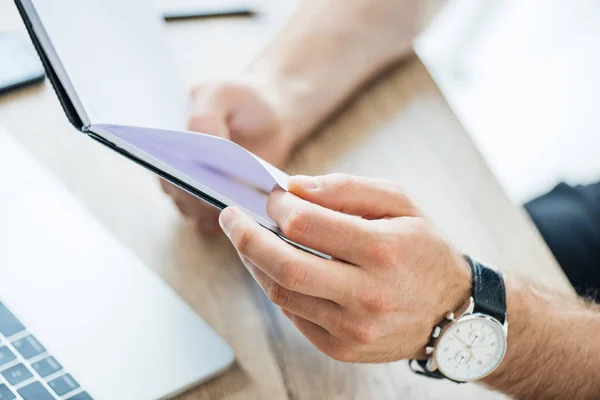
xmin=14 ymin=0 xmax=292 ymax=238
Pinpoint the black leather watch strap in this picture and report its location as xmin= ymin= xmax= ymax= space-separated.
xmin=465 ymin=256 xmax=507 ymax=324
xmin=409 ymin=256 xmax=507 ymax=382
xmin=410 ymin=360 xmax=448 ymax=381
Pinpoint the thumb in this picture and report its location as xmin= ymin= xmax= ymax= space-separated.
xmin=288 ymin=173 xmax=421 ymax=219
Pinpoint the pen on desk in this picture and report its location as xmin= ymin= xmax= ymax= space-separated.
xmin=162 ymin=8 xmax=256 ymax=21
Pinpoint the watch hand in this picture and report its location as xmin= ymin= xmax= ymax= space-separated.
xmin=471 ymin=332 xmax=483 ymax=345
xmin=454 ymin=334 xmax=470 ymax=347
xmin=456 ymin=355 xmax=465 ymax=367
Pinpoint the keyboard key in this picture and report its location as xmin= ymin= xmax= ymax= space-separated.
xmin=0 ymin=347 xmax=16 ymax=367
xmin=0 ymin=384 xmax=16 ymax=400
xmin=31 ymin=356 xmax=62 ymax=377
xmin=17 ymin=382 xmax=54 ymax=400
xmin=0 ymin=302 xmax=25 ymax=337
xmin=12 ymin=335 xmax=45 ymax=359
xmin=1 ymin=363 xmax=33 ymax=385
xmin=49 ymin=374 xmax=79 ymax=396
xmin=67 ymin=392 xmax=93 ymax=400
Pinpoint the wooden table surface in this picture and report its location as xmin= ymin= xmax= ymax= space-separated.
xmin=0 ymin=1 xmax=571 ymax=399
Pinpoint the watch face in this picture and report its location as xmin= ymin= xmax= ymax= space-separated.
xmin=435 ymin=314 xmax=507 ymax=382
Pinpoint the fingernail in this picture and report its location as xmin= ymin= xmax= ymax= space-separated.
xmin=219 ymin=208 xmax=235 ymax=236
xmin=292 ymin=175 xmax=319 ymax=190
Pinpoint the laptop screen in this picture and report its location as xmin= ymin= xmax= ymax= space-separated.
xmin=27 ymin=0 xmax=188 ymax=130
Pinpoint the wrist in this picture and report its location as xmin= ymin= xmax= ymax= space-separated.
xmin=434 ymin=254 xmax=472 ymax=327
xmin=239 ymin=63 xmax=313 ymax=150
xmin=242 ymin=0 xmax=420 ymax=145
xmin=480 ymin=281 xmax=571 ymax=388
xmin=481 ymin=280 xmax=600 ymax=399
xmin=416 ymin=253 xmax=472 ymax=359
xmin=480 ymin=281 xmax=586 ymax=388
xmin=411 ymin=256 xmax=508 ymax=382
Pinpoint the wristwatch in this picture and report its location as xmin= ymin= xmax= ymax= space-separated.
xmin=409 ymin=256 xmax=508 ymax=382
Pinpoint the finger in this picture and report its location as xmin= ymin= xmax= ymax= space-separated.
xmin=287 ymin=314 xmax=354 ymax=362
xmin=160 ymin=179 xmax=221 ymax=230
xmin=288 ymin=313 xmax=333 ymax=350
xmin=220 ymin=207 xmax=361 ymax=304
xmin=160 ymin=178 xmax=175 ymax=195
xmin=267 ymin=189 xmax=385 ymax=265
xmin=240 ymin=255 xmax=342 ymax=335
xmin=288 ymin=173 xmax=421 ymax=219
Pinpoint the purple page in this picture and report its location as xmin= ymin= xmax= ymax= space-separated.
xmin=89 ymin=124 xmax=289 ymax=226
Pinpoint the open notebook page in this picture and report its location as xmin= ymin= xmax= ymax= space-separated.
xmin=90 ymin=124 xmax=288 ymax=228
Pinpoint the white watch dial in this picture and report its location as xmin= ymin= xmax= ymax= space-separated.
xmin=435 ymin=315 xmax=507 ymax=382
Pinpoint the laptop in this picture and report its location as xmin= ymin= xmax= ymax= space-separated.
xmin=0 ymin=127 xmax=234 ymax=400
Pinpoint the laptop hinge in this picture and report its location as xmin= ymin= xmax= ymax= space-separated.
xmin=14 ymin=0 xmax=86 ymax=132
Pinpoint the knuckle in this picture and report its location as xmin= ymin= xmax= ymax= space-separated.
xmin=364 ymin=237 xmax=395 ymax=266
xmin=345 ymin=321 xmax=379 ymax=345
xmin=230 ymin=225 xmax=255 ymax=255
xmin=389 ymin=185 xmax=421 ymax=216
xmin=281 ymin=209 xmax=310 ymax=240
xmin=266 ymin=282 xmax=291 ymax=307
xmin=361 ymin=291 xmax=390 ymax=313
xmin=277 ymin=259 xmax=307 ymax=290
xmin=331 ymin=173 xmax=357 ymax=196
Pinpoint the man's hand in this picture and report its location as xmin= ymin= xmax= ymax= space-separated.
xmin=161 ymin=79 xmax=294 ymax=232
xmin=218 ymin=173 xmax=600 ymax=399
xmin=218 ymin=173 xmax=471 ymax=362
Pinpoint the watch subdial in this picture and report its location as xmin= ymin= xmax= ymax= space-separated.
xmin=452 ymin=350 xmax=472 ymax=366
xmin=468 ymin=329 xmax=487 ymax=347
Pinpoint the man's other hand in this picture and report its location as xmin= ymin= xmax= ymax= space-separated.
xmin=161 ymin=79 xmax=294 ymax=232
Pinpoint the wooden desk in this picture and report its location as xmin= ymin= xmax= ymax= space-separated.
xmin=0 ymin=1 xmax=571 ymax=399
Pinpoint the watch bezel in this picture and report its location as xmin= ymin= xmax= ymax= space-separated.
xmin=433 ymin=313 xmax=508 ymax=382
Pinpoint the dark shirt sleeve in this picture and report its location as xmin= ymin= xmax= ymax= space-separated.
xmin=525 ymin=182 xmax=600 ymax=298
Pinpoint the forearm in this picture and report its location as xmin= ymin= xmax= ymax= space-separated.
xmin=482 ymin=280 xmax=600 ymax=399
xmin=245 ymin=0 xmax=431 ymax=144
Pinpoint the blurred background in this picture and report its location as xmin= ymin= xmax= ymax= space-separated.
xmin=417 ymin=0 xmax=600 ymax=203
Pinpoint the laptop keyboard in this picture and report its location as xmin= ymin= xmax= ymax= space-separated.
xmin=0 ymin=301 xmax=92 ymax=400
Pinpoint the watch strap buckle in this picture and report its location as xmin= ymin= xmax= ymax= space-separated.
xmin=408 ymin=359 xmax=467 ymax=383
xmin=408 ymin=359 xmax=465 ymax=383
